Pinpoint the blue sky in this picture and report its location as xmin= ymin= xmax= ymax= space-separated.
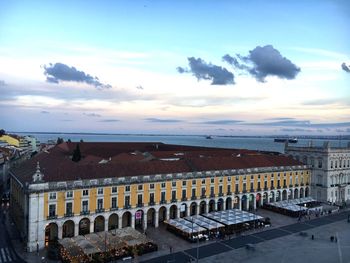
xmin=0 ymin=0 xmax=349 ymax=135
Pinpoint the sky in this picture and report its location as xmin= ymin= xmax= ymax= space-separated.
xmin=0 ymin=0 xmax=349 ymax=136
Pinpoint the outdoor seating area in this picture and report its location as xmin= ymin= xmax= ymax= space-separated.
xmin=58 ymin=227 xmax=157 ymax=263
xmin=165 ymin=209 xmax=264 ymax=241
xmin=263 ymin=197 xmax=322 ymax=217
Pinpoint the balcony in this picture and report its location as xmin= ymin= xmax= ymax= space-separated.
xmin=283 ymin=185 xmax=287 ymax=189
xmin=47 ymin=215 xmax=57 ymax=220
xmin=306 ymin=182 xmax=309 ymax=186
xmin=191 ymin=196 xmax=197 ymax=200
xmin=264 ymin=187 xmax=268 ymax=191
xmin=110 ymin=207 xmax=118 ymax=211
xmin=124 ymin=205 xmax=131 ymax=209
xmin=249 ymin=189 xmax=254 ymax=193
xmin=80 ymin=210 xmax=90 ymax=216
xmin=148 ymin=201 xmax=155 ymax=206
xmin=289 ymin=184 xmax=293 ymax=188
xmin=181 ymin=197 xmax=187 ymax=201
xmin=171 ymin=199 xmax=177 ymax=203
xmin=227 ymin=191 xmax=232 ymax=196
xmin=64 ymin=212 xmax=74 ymax=217
xmin=256 ymin=188 xmax=261 ymax=192
xmin=277 ymin=186 xmax=281 ymax=189
xmin=137 ymin=203 xmax=144 ymax=208
xmin=160 ymin=200 xmax=167 ymax=204
xmin=210 ymin=193 xmax=215 ymax=198
xmin=95 ymin=208 xmax=105 ymax=213
xmin=270 ymin=186 xmax=275 ymax=190
xmin=315 ymin=183 xmax=323 ymax=187
xmin=242 ymin=190 xmax=247 ymax=194
xmin=295 ymin=184 xmax=299 ymax=187
xmin=218 ymin=192 xmax=224 ymax=197
xmin=234 ymin=190 xmax=239 ymax=194
xmin=300 ymin=183 xmax=304 ymax=186
xmin=200 ymin=195 xmax=206 ymax=199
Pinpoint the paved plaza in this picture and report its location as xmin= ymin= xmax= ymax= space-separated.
xmin=140 ymin=209 xmax=350 ymax=263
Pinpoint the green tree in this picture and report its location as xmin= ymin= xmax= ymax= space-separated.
xmin=0 ymin=129 xmax=5 ymax=136
xmin=56 ymin=137 xmax=64 ymax=144
xmin=72 ymin=143 xmax=82 ymax=162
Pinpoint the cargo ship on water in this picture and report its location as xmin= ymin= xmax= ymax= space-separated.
xmin=274 ymin=137 xmax=298 ymax=143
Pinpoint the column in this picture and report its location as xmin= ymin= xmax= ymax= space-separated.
xmin=143 ymin=214 xmax=147 ymax=231
xmin=104 ymin=219 xmax=108 ymax=232
xmin=90 ymin=221 xmax=94 ymax=233
xmin=118 ymin=216 xmax=123 ymax=229
xmin=238 ymin=196 xmax=242 ymax=210
xmin=58 ymin=226 xmax=63 ymax=239
xmin=214 ymin=200 xmax=218 ymax=211
xmin=273 ymin=191 xmax=276 ymax=202
xmin=176 ymin=207 xmax=180 ymax=218
xmin=74 ymin=223 xmax=79 ymax=236
xmin=253 ymin=196 xmax=257 ymax=210
xmin=131 ymin=213 xmax=135 ymax=228
xmin=246 ymin=197 xmax=249 ymax=211
xmin=166 ymin=209 xmax=170 ymax=220
xmin=196 ymin=204 xmax=199 ymax=215
xmin=155 ymin=211 xmax=159 ymax=228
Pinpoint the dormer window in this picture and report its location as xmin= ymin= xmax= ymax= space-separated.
xmin=49 ymin=192 xmax=56 ymax=200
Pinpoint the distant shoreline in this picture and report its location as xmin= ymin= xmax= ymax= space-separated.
xmin=10 ymin=131 xmax=350 ymax=140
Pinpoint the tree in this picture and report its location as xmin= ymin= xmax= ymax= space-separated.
xmin=0 ymin=129 xmax=5 ymax=136
xmin=56 ymin=137 xmax=64 ymax=144
xmin=72 ymin=143 xmax=82 ymax=162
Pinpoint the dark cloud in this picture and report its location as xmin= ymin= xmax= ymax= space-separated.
xmin=99 ymin=119 xmax=120 ymax=122
xmin=246 ymin=120 xmax=350 ymax=128
xmin=43 ymin=63 xmax=112 ymax=89
xmin=341 ymin=62 xmax=350 ymax=73
xmin=83 ymin=113 xmax=101 ymax=117
xmin=200 ymin=120 xmax=243 ymax=125
xmin=280 ymin=128 xmax=313 ymax=132
xmin=265 ymin=117 xmax=295 ymax=121
xmin=246 ymin=120 xmax=311 ymax=126
xmin=224 ymin=45 xmax=300 ymax=82
xmin=41 ymin=111 xmax=50 ymax=114
xmin=177 ymin=57 xmax=234 ymax=85
xmin=144 ymin=118 xmax=183 ymax=123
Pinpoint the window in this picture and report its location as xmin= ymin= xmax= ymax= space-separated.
xmin=97 ymin=188 xmax=103 ymax=195
xmin=219 ymin=177 xmax=223 ymax=183
xmin=201 ymin=179 xmax=206 ymax=184
xmin=250 ymin=182 xmax=254 ymax=190
xmin=137 ymin=194 xmax=143 ymax=205
xmin=124 ymin=196 xmax=130 ymax=207
xmin=161 ymin=192 xmax=166 ymax=202
xmin=66 ymin=202 xmax=72 ymax=215
xmin=125 ymin=185 xmax=130 ymax=192
xmin=257 ymin=182 xmax=261 ymax=190
xmin=271 ymin=181 xmax=274 ymax=188
xmin=161 ymin=182 xmax=166 ymax=188
xmin=49 ymin=192 xmax=56 ymax=200
xmin=172 ymin=181 xmax=177 ymax=187
xmin=182 ymin=189 xmax=186 ymax=199
xmin=235 ymin=184 xmax=239 ymax=193
xmin=49 ymin=204 xmax=56 ymax=217
xmin=211 ymin=178 xmax=214 ymax=184
xmin=331 ymin=161 xmax=333 ymax=169
xmin=219 ymin=185 xmax=223 ymax=194
xmin=82 ymin=200 xmax=89 ymax=212
xmin=192 ymin=180 xmax=196 ymax=185
xmin=66 ymin=191 xmax=73 ymax=199
xmin=82 ymin=189 xmax=89 ymax=196
xmin=243 ymin=183 xmax=246 ymax=192
xmin=264 ymin=181 xmax=267 ymax=188
xmin=111 ymin=186 xmax=117 ymax=193
xmin=150 ymin=183 xmax=155 ymax=189
xmin=210 ymin=186 xmax=214 ymax=195
xmin=201 ymin=187 xmax=206 ymax=196
xmin=138 ymin=184 xmax=143 ymax=191
xmin=111 ymin=197 xmax=117 ymax=209
xmin=97 ymin=199 xmax=103 ymax=210
xmin=171 ymin=190 xmax=176 ymax=200
xmin=182 ymin=181 xmax=187 ymax=186
xmin=149 ymin=193 xmax=155 ymax=203
xmin=318 ymin=160 xmax=322 ymax=168
xmin=192 ymin=188 xmax=196 ymax=197
xmin=227 ymin=176 xmax=231 ymax=182
xmin=227 ymin=185 xmax=231 ymax=194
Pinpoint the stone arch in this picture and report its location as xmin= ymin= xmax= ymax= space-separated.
xmin=180 ymin=203 xmax=187 ymax=218
xmin=256 ymin=193 xmax=262 ymax=207
xmin=108 ymin=213 xmax=119 ymax=231
xmin=288 ymin=189 xmax=293 ymax=199
xmin=248 ymin=194 xmax=255 ymax=210
xmin=217 ymin=198 xmax=224 ymax=211
xmin=241 ymin=195 xmax=247 ymax=210
xmin=45 ymin=222 xmax=58 ymax=245
xmin=190 ymin=202 xmax=197 ymax=216
xmin=300 ymin=188 xmax=304 ymax=198
xmin=269 ymin=191 xmax=275 ymax=203
xmin=147 ymin=208 xmax=156 ymax=226
xmin=263 ymin=192 xmax=268 ymax=204
xmin=282 ymin=190 xmax=287 ymax=201
xmin=135 ymin=209 xmax=144 ymax=230
xmin=79 ymin=218 xmax=90 ymax=235
xmin=226 ymin=197 xmax=232 ymax=210
xmin=94 ymin=215 xmax=105 ymax=232
xmin=208 ymin=199 xmax=215 ymax=212
xmin=234 ymin=196 xmax=240 ymax=209
xmin=122 ymin=211 xmax=132 ymax=228
xmin=276 ymin=190 xmax=281 ymax=202
xmin=305 ymin=187 xmax=309 ymax=197
xmin=199 ymin=201 xmax=207 ymax=214
xmin=62 ymin=220 xmax=75 ymax=238
xmin=158 ymin=206 xmax=167 ymax=223
xmin=169 ymin=204 xmax=178 ymax=219
xmin=294 ymin=188 xmax=299 ymax=199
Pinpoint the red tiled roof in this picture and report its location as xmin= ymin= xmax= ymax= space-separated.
xmin=10 ymin=142 xmax=304 ymax=184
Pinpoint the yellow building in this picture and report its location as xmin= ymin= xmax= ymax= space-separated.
xmin=9 ymin=142 xmax=311 ymax=252
xmin=0 ymin=134 xmax=20 ymax=147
